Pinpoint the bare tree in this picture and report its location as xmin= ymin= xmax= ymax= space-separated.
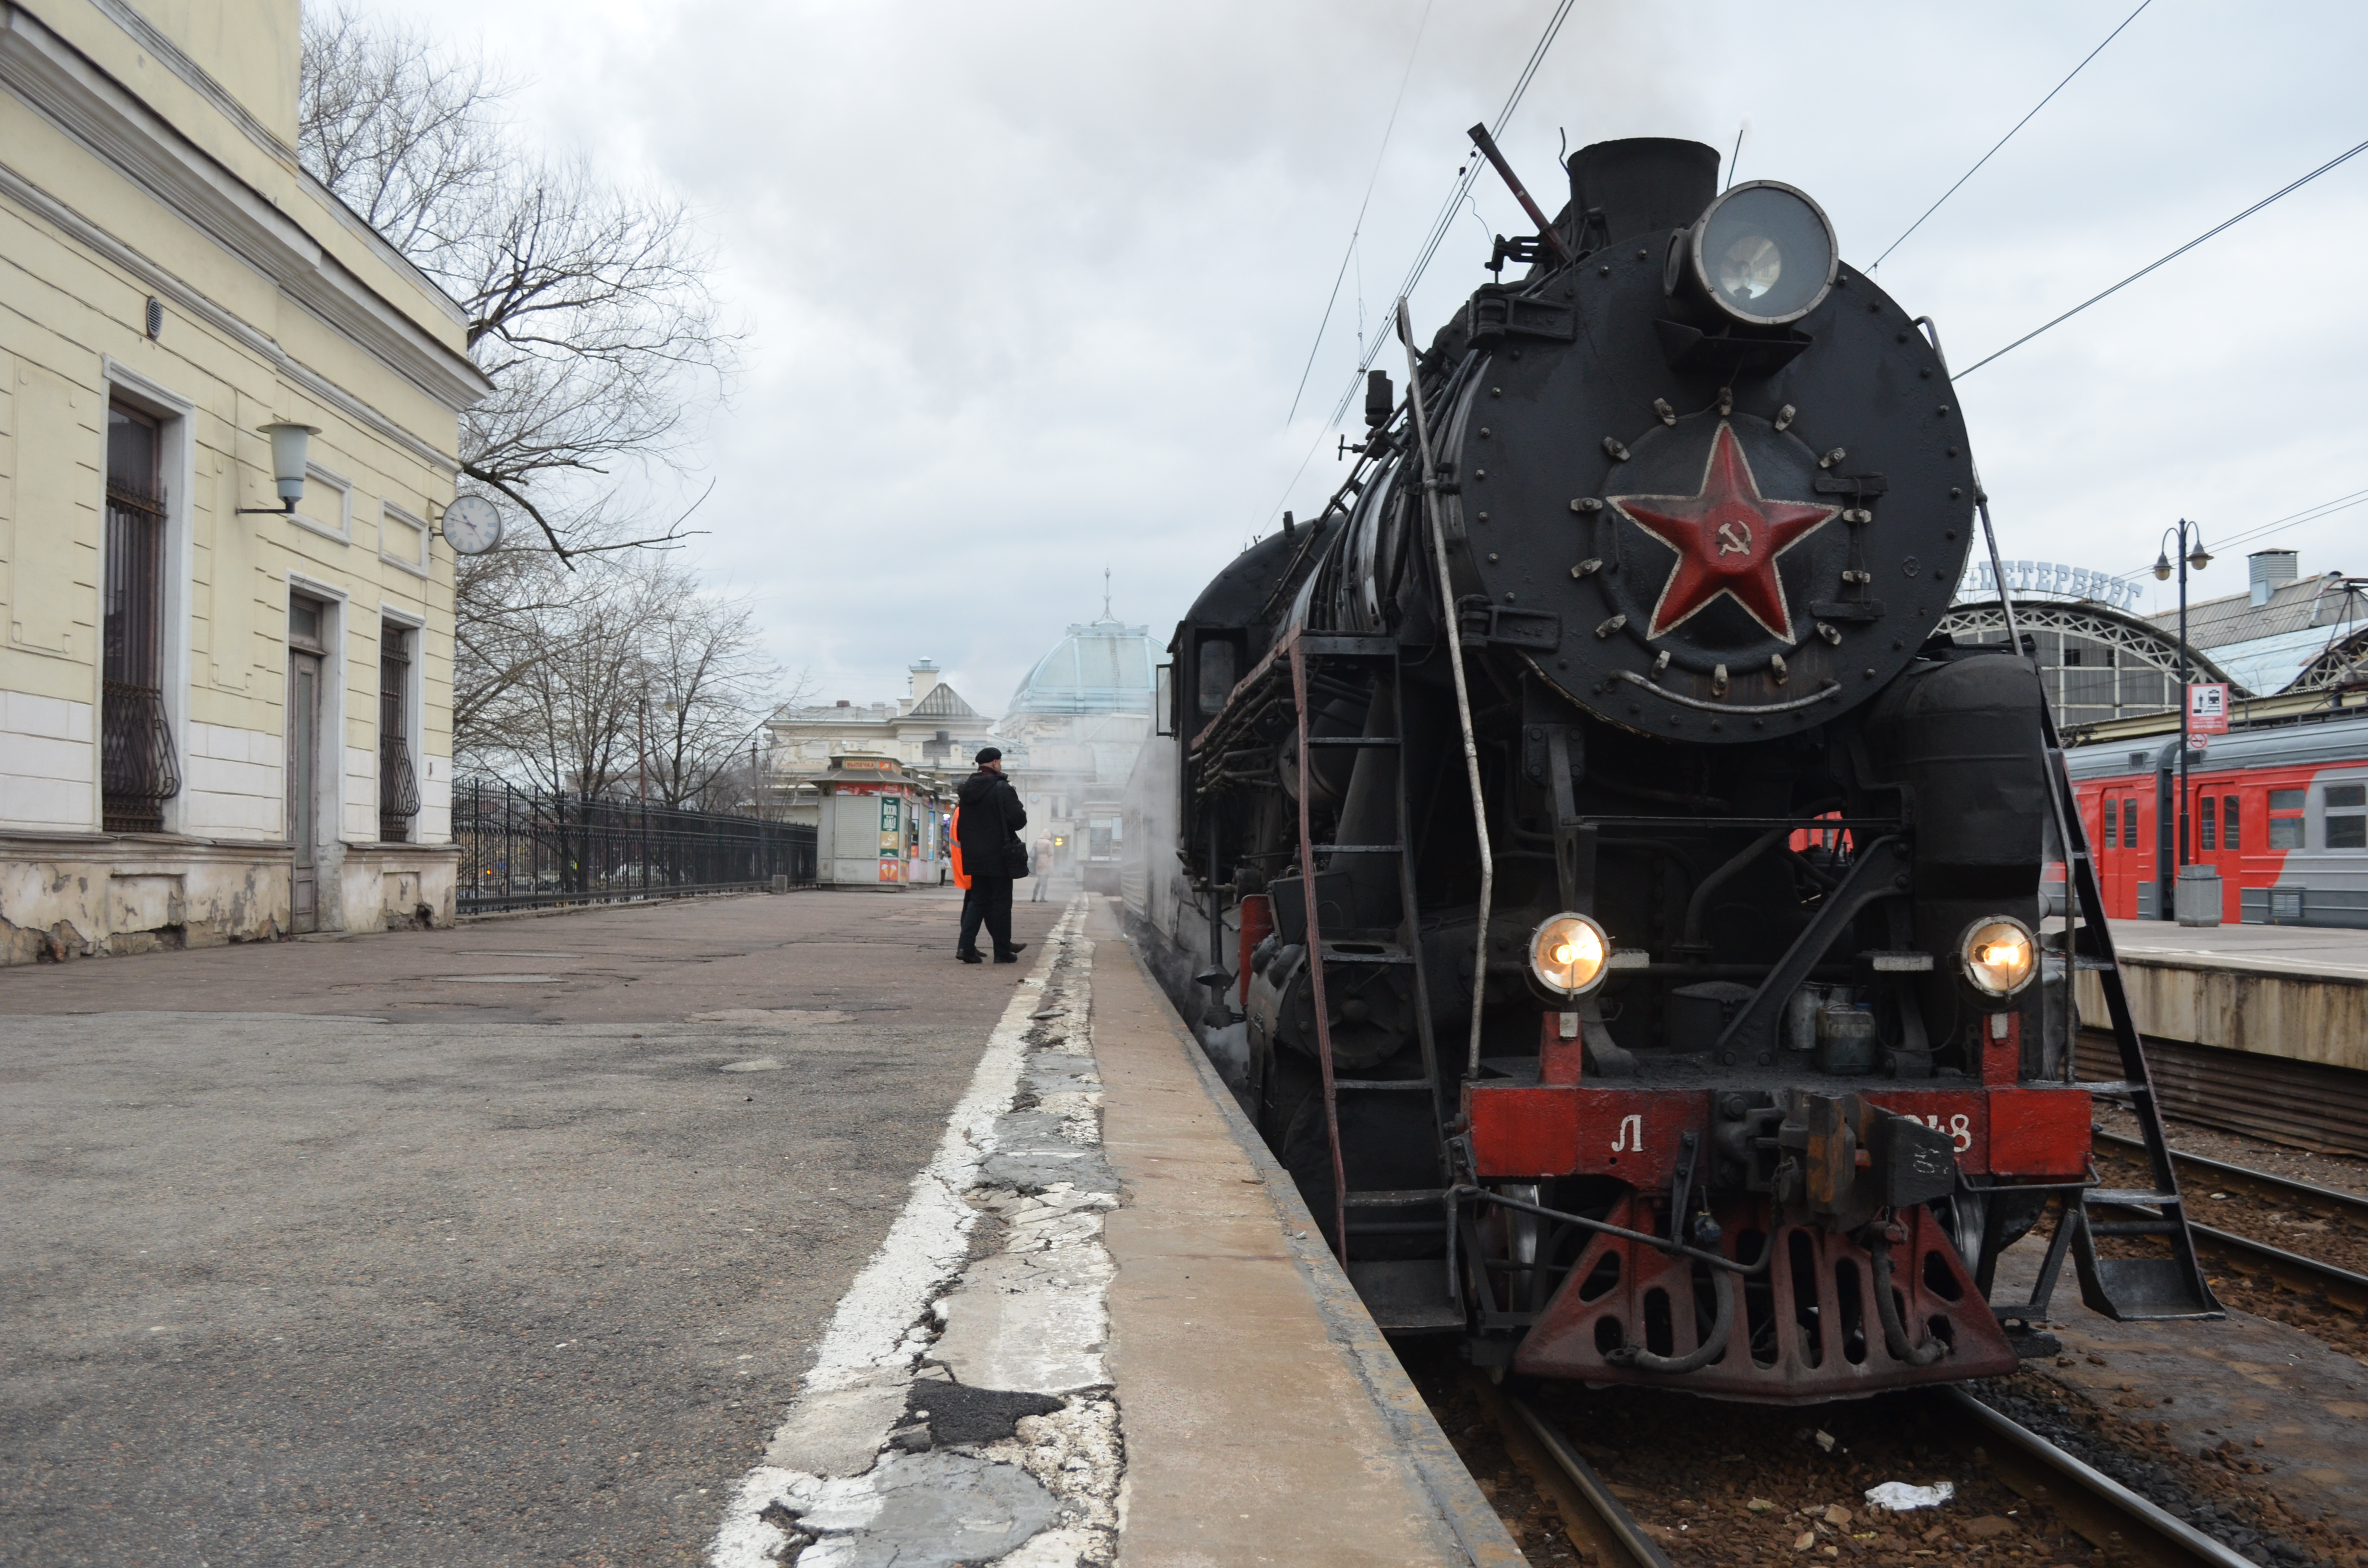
xmin=641 ymin=588 xmax=791 ymax=809
xmin=456 ymin=554 xmax=791 ymax=807
xmin=298 ymin=5 xmax=735 ymax=560
xmin=299 ymin=4 xmax=751 ymax=777
xmin=298 ymin=6 xmax=508 ymax=257
xmin=490 ymin=560 xmax=662 ymax=798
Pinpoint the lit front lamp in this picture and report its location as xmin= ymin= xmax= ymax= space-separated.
xmin=1958 ymin=915 xmax=2038 ymax=1001
xmin=1529 ymin=912 xmax=1610 ymax=999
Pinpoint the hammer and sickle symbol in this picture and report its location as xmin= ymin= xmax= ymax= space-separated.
xmin=1716 ymin=520 xmax=1753 ymax=557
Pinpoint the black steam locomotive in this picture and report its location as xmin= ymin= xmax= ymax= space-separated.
xmin=1123 ymin=137 xmax=2217 ymax=1401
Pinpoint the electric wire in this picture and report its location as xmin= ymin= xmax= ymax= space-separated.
xmin=1957 ymin=135 xmax=2368 ymax=378
xmin=1258 ymin=0 xmax=1578 ymax=534
xmin=1284 ymin=0 xmax=1438 ymax=423
xmin=1326 ymin=0 xmax=1577 ymax=428
xmin=1869 ymin=0 xmax=2152 ymax=272
xmin=2090 ymin=485 xmax=2368 ymax=593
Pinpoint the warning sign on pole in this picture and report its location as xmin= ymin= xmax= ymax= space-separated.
xmin=2187 ymin=683 xmax=2229 ymax=736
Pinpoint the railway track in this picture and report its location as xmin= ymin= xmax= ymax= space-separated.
xmin=1473 ymin=1379 xmax=2257 ymax=1568
xmin=2093 ymin=1129 xmax=2368 ymax=1313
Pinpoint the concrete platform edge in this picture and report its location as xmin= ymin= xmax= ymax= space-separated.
xmin=1115 ymin=928 xmax=1523 ymax=1568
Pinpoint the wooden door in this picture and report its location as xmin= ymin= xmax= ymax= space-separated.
xmin=287 ymin=650 xmax=321 ymax=932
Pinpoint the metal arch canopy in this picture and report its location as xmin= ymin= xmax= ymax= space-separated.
xmin=1937 ymin=599 xmax=2241 ymax=691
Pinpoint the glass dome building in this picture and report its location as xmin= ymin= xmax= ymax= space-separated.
xmin=1004 ymin=619 xmax=1161 ymax=718
xmin=998 ymin=618 xmax=1163 ymax=892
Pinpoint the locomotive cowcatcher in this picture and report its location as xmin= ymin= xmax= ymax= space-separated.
xmin=1122 ymin=136 xmax=2221 ymax=1402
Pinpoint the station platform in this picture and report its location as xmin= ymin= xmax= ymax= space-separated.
xmin=0 ymin=887 xmax=1511 ymax=1566
xmin=714 ymin=893 xmax=1515 ymax=1566
xmin=2079 ymin=919 xmax=2368 ymax=1156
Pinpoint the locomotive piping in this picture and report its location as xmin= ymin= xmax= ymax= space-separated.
xmin=1868 ymin=1242 xmax=1950 ymax=1367
xmin=1462 ymin=1185 xmax=1774 ymax=1278
xmin=1397 ymin=295 xmax=1495 ymax=1078
xmin=1604 ymin=1268 xmax=1736 ymax=1374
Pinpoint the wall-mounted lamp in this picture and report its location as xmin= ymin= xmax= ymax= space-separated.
xmin=235 ymin=421 xmax=322 ymax=514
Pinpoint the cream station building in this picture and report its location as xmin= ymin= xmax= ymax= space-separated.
xmin=0 ymin=0 xmax=487 ymax=962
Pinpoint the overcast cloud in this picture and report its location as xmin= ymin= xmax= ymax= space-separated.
xmin=347 ymin=0 xmax=2368 ymax=716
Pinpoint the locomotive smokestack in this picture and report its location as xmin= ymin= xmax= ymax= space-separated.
xmin=1567 ymin=138 xmax=1722 ymax=248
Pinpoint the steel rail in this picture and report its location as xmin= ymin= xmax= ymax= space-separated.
xmin=2088 ymin=1205 xmax=2368 ymax=1315
xmin=2094 ymin=1129 xmax=2368 ymax=1227
xmin=1491 ymin=1387 xmax=1671 ymax=1568
xmin=1937 ymin=1389 xmax=2256 ymax=1568
xmin=2093 ymin=1131 xmax=2368 ymax=1311
xmin=1470 ymin=1381 xmax=2252 ymax=1568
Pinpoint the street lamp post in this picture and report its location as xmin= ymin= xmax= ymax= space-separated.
xmin=2152 ymin=521 xmax=2212 ymax=919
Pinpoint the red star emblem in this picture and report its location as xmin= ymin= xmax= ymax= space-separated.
xmin=1608 ymin=422 xmax=1840 ymax=642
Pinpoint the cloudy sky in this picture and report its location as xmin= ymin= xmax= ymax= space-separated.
xmin=352 ymin=0 xmax=2368 ymax=718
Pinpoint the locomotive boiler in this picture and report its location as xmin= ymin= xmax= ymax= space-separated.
xmin=1123 ymin=136 xmax=2218 ymax=1402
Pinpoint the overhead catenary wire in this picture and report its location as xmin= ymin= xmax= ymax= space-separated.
xmin=1257 ymin=0 xmax=1578 ymax=535
xmin=1956 ymin=135 xmax=2368 ymax=378
xmin=1324 ymin=0 xmax=1578 ymax=429
xmin=1869 ymin=0 xmax=2152 ymax=272
xmin=2087 ymin=485 xmax=2368 ymax=593
xmin=1283 ymin=0 xmax=1438 ymax=423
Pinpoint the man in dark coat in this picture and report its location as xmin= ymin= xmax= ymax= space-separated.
xmin=954 ymin=747 xmax=1029 ymax=964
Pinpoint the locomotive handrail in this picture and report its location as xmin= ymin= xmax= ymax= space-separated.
xmin=1399 ymin=296 xmax=1496 ymax=1078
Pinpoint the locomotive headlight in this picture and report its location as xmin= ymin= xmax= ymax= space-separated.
xmin=1686 ymin=181 xmax=1839 ymax=327
xmin=1958 ymin=915 xmax=2038 ymax=999
xmin=1529 ymin=913 xmax=1609 ymax=998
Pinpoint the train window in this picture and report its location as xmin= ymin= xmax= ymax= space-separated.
xmin=2270 ymin=787 xmax=2306 ymax=849
xmin=2122 ymin=799 xmax=2137 ymax=849
xmin=2222 ymin=796 xmax=2239 ymax=851
xmin=2198 ymin=794 xmax=2215 ymax=851
xmin=2102 ymin=802 xmax=2117 ymax=848
xmin=2328 ymin=783 xmax=2367 ymax=850
xmin=1197 ymin=639 xmax=1235 ymax=715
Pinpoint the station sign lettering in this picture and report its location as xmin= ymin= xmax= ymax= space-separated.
xmin=1955 ymin=559 xmax=2144 ymax=611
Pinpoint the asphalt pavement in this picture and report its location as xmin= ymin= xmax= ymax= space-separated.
xmin=0 ymin=887 xmax=1060 ymax=1567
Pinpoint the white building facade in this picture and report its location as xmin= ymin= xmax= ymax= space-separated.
xmin=1 ymin=0 xmax=486 ymax=962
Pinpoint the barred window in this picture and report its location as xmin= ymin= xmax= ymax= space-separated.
xmin=101 ymin=404 xmax=178 ymax=833
xmin=379 ymin=621 xmax=420 ymax=842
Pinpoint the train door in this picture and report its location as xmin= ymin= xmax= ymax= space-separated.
xmin=2193 ymin=778 xmax=2243 ymax=922
xmin=2097 ymin=786 xmax=2145 ymax=918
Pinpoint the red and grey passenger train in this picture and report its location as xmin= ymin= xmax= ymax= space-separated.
xmin=1122 ymin=137 xmax=2215 ymax=1402
xmin=2067 ymin=710 xmax=2368 ymax=928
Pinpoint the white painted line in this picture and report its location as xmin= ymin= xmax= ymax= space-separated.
xmin=707 ymin=904 xmax=1085 ymax=1568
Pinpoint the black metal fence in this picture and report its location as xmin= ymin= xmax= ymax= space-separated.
xmin=455 ymin=777 xmax=816 ymax=912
